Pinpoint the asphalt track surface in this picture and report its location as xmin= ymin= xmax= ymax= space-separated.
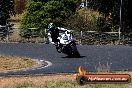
xmin=0 ymin=43 xmax=132 ymax=76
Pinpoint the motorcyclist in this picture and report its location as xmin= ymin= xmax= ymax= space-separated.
xmin=48 ymin=22 xmax=59 ymax=44
xmin=47 ymin=21 xmax=64 ymax=53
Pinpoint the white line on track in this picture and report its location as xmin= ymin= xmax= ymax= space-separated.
xmin=42 ymin=61 xmax=52 ymax=68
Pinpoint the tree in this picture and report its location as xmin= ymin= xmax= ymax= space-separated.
xmin=14 ymin=0 xmax=26 ymax=14
xmin=0 ymin=0 xmax=15 ymax=25
xmin=20 ymin=0 xmax=79 ymax=37
xmin=64 ymin=8 xmax=101 ymax=32
xmin=88 ymin=0 xmax=132 ymax=33
xmin=122 ymin=0 xmax=132 ymax=33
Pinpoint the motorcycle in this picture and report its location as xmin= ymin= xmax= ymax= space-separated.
xmin=46 ymin=27 xmax=80 ymax=57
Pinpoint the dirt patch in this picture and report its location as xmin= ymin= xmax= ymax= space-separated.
xmin=0 ymin=55 xmax=38 ymax=71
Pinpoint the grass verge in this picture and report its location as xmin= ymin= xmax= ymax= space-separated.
xmin=0 ymin=72 xmax=132 ymax=88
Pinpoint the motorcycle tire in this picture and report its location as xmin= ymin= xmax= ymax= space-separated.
xmin=69 ymin=43 xmax=80 ymax=58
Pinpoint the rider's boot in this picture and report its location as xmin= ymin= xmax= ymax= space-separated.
xmin=56 ymin=42 xmax=62 ymax=53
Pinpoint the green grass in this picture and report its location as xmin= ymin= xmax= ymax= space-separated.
xmin=1 ymin=79 xmax=131 ymax=88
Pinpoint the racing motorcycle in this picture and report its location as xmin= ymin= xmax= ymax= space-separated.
xmin=46 ymin=27 xmax=80 ymax=57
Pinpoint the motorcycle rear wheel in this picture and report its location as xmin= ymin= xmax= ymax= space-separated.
xmin=69 ymin=43 xmax=80 ymax=58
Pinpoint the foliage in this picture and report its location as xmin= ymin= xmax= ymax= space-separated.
xmin=20 ymin=0 xmax=79 ymax=38
xmin=64 ymin=8 xmax=102 ymax=32
xmin=0 ymin=0 xmax=15 ymax=25
xmin=88 ymin=0 xmax=132 ymax=33
xmin=96 ymin=17 xmax=113 ymax=32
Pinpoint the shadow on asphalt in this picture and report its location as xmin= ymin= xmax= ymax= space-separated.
xmin=62 ymin=55 xmax=86 ymax=58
